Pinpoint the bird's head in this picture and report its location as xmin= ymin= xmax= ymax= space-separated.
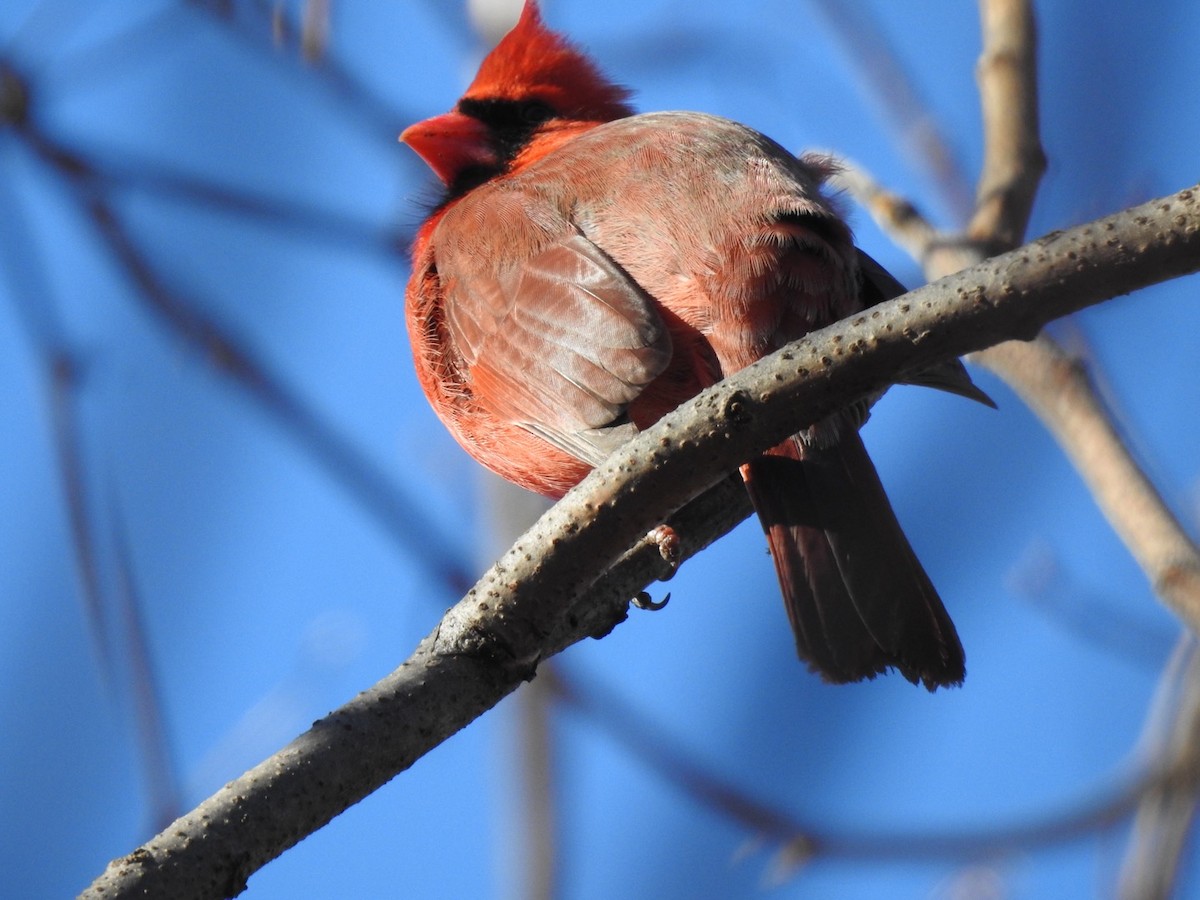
xmin=401 ymin=1 xmax=633 ymax=192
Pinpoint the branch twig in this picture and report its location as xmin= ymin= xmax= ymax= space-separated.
xmin=1117 ymin=641 xmax=1200 ymax=899
xmin=16 ymin=122 xmax=475 ymax=595
xmin=969 ymin=0 xmax=1046 ymax=250
xmin=837 ymin=3 xmax=1200 ymax=894
xmin=550 ymin=666 xmax=1160 ymax=866
xmin=808 ymin=0 xmax=975 ymax=223
xmin=986 ymin=337 xmax=1200 ymax=628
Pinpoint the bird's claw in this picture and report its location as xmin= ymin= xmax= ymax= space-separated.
xmin=632 ymin=591 xmax=670 ymax=611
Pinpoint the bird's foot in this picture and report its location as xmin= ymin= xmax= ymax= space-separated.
xmin=647 ymin=524 xmax=681 ymax=567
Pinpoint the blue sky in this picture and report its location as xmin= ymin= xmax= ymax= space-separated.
xmin=2 ymin=1 xmax=1199 ymax=897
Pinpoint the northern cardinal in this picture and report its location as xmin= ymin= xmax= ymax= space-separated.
xmin=401 ymin=1 xmax=990 ymax=688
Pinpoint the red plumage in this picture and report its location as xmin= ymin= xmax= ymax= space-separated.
xmin=401 ymin=1 xmax=989 ymax=688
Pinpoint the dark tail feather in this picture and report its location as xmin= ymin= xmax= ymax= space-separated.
xmin=741 ymin=434 xmax=964 ymax=690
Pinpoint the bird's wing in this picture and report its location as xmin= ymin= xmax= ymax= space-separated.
xmin=444 ymin=229 xmax=672 ymax=466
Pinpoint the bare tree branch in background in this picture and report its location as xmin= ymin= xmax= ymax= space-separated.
xmin=109 ymin=496 xmax=185 ymax=832
xmin=511 ymin=673 xmax=559 ymax=900
xmin=831 ymin=1 xmax=1200 ymax=894
xmin=836 ymin=0 xmax=1200 ymax=651
xmin=1118 ymin=639 xmax=1200 ymax=900
xmin=8 ymin=114 xmax=473 ymax=595
xmin=808 ymin=0 xmax=976 ymax=223
xmin=969 ymin=0 xmax=1045 ymax=249
xmin=480 ymin=477 xmax=560 ymax=900
xmin=846 ymin=159 xmax=1200 ymax=634
xmin=0 ymin=144 xmax=185 ymax=832
xmin=549 ymin=657 xmax=1187 ymax=869
xmin=964 ymin=3 xmax=1200 ymax=633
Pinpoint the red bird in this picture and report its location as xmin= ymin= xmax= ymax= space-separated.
xmin=401 ymin=1 xmax=990 ymax=688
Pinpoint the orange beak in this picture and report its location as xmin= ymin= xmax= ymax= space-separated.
xmin=400 ymin=111 xmax=498 ymax=185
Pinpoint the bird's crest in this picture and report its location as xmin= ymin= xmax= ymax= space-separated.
xmin=464 ymin=0 xmax=633 ymax=121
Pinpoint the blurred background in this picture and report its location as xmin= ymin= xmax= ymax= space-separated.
xmin=2 ymin=1 xmax=1199 ymax=897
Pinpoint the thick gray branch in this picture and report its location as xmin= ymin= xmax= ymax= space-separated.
xmin=82 ymin=184 xmax=1200 ymax=899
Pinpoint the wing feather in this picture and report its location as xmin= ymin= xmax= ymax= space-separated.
xmin=444 ymin=230 xmax=672 ymax=465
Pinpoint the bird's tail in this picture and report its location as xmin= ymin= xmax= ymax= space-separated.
xmin=740 ymin=434 xmax=964 ymax=689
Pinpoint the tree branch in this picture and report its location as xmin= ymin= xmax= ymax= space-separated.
xmin=1117 ymin=640 xmax=1200 ymax=899
xmin=847 ymin=165 xmax=1200 ymax=630
xmin=838 ymin=3 xmax=1200 ymax=891
xmin=81 ymin=184 xmax=1200 ymax=899
xmin=1113 ymin=643 xmax=1200 ymax=900
xmin=837 ymin=0 xmax=1200 ymax=637
xmin=807 ymin=0 xmax=975 ymax=222
xmin=985 ymin=337 xmax=1200 ymax=628
xmin=969 ymin=0 xmax=1046 ymax=249
xmin=17 ymin=122 xmax=474 ymax=595
xmin=549 ymin=665 xmax=1168 ymax=868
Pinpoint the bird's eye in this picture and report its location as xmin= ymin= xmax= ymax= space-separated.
xmin=518 ymin=100 xmax=555 ymax=125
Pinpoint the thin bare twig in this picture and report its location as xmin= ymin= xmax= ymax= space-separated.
xmin=808 ymin=0 xmax=975 ymax=223
xmin=188 ymin=0 xmax=410 ymax=138
xmin=1118 ymin=641 xmax=1200 ymax=899
xmin=969 ymin=0 xmax=1046 ymax=250
xmin=109 ymin=491 xmax=184 ymax=833
xmin=829 ymin=163 xmax=961 ymax=274
xmin=0 ymin=130 xmax=181 ymax=833
xmin=549 ymin=666 xmax=1151 ymax=865
xmin=987 ymin=337 xmax=1200 ymax=628
xmin=0 ymin=139 xmax=111 ymax=677
xmin=14 ymin=122 xmax=474 ymax=594
xmin=81 ymin=184 xmax=1200 ymax=899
